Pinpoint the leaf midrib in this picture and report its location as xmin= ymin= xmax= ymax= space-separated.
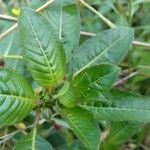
xmin=90 ymin=69 xmax=119 ymax=87
xmin=0 ymin=93 xmax=34 ymax=102
xmin=80 ymin=105 xmax=150 ymax=112
xmin=62 ymin=111 xmax=92 ymax=148
xmin=32 ymin=128 xmax=36 ymax=150
xmin=23 ymin=10 xmax=55 ymax=84
xmin=4 ymin=34 xmax=14 ymax=55
xmin=59 ymin=0 xmax=63 ymax=40
xmin=110 ymin=123 xmax=133 ymax=142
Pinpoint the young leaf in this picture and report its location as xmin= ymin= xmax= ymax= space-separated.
xmin=79 ymin=89 xmax=150 ymax=122
xmin=0 ymin=68 xmax=35 ymax=127
xmin=14 ymin=128 xmax=53 ymax=150
xmin=102 ymin=143 xmax=118 ymax=150
xmin=107 ymin=122 xmax=145 ymax=145
xmin=69 ymin=27 xmax=134 ymax=74
xmin=44 ymin=0 xmax=80 ymax=62
xmin=73 ymin=64 xmax=120 ymax=99
xmin=58 ymin=81 xmax=76 ymax=108
xmin=18 ymin=8 xmax=66 ymax=87
xmin=59 ymin=106 xmax=100 ymax=150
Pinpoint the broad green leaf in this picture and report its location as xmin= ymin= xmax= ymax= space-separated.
xmin=59 ymin=106 xmax=100 ymax=150
xmin=69 ymin=27 xmax=134 ymax=74
xmin=107 ymin=122 xmax=145 ymax=145
xmin=73 ymin=64 xmax=120 ymax=99
xmin=14 ymin=128 xmax=53 ymax=150
xmin=58 ymin=64 xmax=119 ymax=107
xmin=18 ymin=8 xmax=66 ymax=87
xmin=44 ymin=0 xmax=80 ymax=62
xmin=79 ymin=89 xmax=150 ymax=122
xmin=0 ymin=68 xmax=35 ymax=127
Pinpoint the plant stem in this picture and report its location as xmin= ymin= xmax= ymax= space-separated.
xmin=132 ymin=41 xmax=150 ymax=49
xmin=0 ymin=120 xmax=45 ymax=145
xmin=53 ymin=92 xmax=64 ymax=100
xmin=0 ymin=14 xmax=17 ymax=22
xmin=0 ymin=0 xmax=55 ymax=41
xmin=137 ymin=65 xmax=150 ymax=70
xmin=80 ymin=31 xmax=96 ymax=36
xmin=113 ymin=71 xmax=138 ymax=87
xmin=128 ymin=0 xmax=133 ymax=89
xmin=129 ymin=0 xmax=132 ymax=26
xmin=0 ymin=126 xmax=30 ymax=145
xmin=1 ymin=128 xmax=8 ymax=150
xmin=78 ymin=0 xmax=116 ymax=28
xmin=36 ymin=0 xmax=55 ymax=12
xmin=0 ymin=55 xmax=23 ymax=59
xmin=33 ymin=110 xmax=41 ymax=128
xmin=0 ymin=24 xmax=18 ymax=41
xmin=116 ymin=0 xmax=123 ymax=13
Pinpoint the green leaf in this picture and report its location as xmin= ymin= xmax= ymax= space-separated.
xmin=101 ymin=142 xmax=118 ymax=150
xmin=14 ymin=128 xmax=53 ymax=150
xmin=18 ymin=8 xmax=66 ymax=87
xmin=69 ymin=27 xmax=134 ymax=74
xmin=107 ymin=122 xmax=145 ymax=145
xmin=73 ymin=64 xmax=120 ymax=99
xmin=0 ymin=68 xmax=35 ymax=127
xmin=79 ymin=89 xmax=150 ymax=122
xmin=59 ymin=106 xmax=100 ymax=150
xmin=44 ymin=0 xmax=80 ymax=62
xmin=58 ymin=81 xmax=76 ymax=108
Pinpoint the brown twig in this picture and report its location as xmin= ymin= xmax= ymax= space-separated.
xmin=101 ymin=130 xmax=109 ymax=141
xmin=35 ymin=0 xmax=55 ymax=12
xmin=0 ymin=14 xmax=17 ymax=22
xmin=113 ymin=71 xmax=138 ymax=87
xmin=0 ymin=24 xmax=18 ymax=41
xmin=33 ymin=110 xmax=41 ymax=128
xmin=0 ymin=124 xmax=33 ymax=145
xmin=1 ymin=128 xmax=8 ymax=150
xmin=133 ymin=40 xmax=150 ymax=49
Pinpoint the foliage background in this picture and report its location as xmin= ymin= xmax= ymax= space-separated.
xmin=0 ymin=0 xmax=150 ymax=149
